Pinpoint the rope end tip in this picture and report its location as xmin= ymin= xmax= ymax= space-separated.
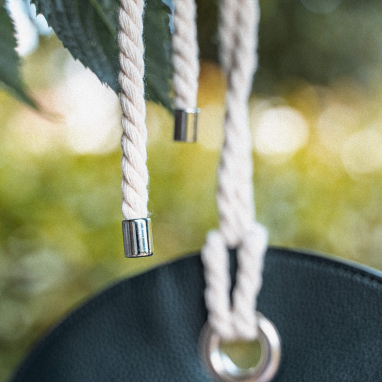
xmin=174 ymin=108 xmax=200 ymax=143
xmin=122 ymin=218 xmax=154 ymax=258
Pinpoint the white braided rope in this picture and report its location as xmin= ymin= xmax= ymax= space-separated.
xmin=202 ymin=230 xmax=233 ymax=339
xmin=219 ymin=0 xmax=239 ymax=74
xmin=218 ymin=0 xmax=259 ymax=247
xmin=201 ymin=0 xmax=268 ymax=341
xmin=232 ymin=223 xmax=268 ymax=338
xmin=172 ymin=0 xmax=199 ymax=109
xmin=118 ymin=0 xmax=149 ymax=220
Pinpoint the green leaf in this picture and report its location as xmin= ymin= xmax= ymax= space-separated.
xmin=32 ymin=0 xmax=172 ymax=110
xmin=0 ymin=0 xmax=37 ymax=108
xmin=143 ymin=0 xmax=172 ymax=110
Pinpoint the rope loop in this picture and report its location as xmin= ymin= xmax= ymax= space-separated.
xmin=202 ymin=224 xmax=268 ymax=341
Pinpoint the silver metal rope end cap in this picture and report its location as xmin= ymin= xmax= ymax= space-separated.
xmin=122 ymin=218 xmax=153 ymax=258
xmin=174 ymin=108 xmax=200 ymax=142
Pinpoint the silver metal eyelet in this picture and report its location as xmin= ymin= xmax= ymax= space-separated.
xmin=199 ymin=312 xmax=281 ymax=382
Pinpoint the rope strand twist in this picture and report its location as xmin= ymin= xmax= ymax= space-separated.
xmin=118 ymin=0 xmax=149 ymax=220
xmin=172 ymin=0 xmax=199 ymax=109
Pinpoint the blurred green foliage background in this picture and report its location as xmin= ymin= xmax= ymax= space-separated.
xmin=2 ymin=0 xmax=382 ymax=380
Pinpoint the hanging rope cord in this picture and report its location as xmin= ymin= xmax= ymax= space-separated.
xmin=173 ymin=0 xmax=199 ymax=109
xmin=118 ymin=0 xmax=199 ymax=219
xmin=118 ymin=0 xmax=149 ymax=221
xmin=201 ymin=0 xmax=268 ymax=341
xmin=117 ymin=0 xmax=267 ymax=340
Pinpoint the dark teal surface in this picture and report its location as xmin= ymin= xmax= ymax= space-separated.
xmin=11 ymin=248 xmax=382 ymax=381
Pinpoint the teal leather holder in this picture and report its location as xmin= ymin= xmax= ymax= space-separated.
xmin=11 ymin=247 xmax=382 ymax=382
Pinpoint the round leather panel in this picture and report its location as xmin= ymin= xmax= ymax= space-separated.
xmin=11 ymin=248 xmax=382 ymax=382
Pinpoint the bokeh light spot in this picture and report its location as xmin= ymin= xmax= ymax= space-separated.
xmin=55 ymin=60 xmax=121 ymax=155
xmin=317 ymin=103 xmax=360 ymax=154
xmin=341 ymin=129 xmax=382 ymax=174
xmin=253 ymin=106 xmax=309 ymax=159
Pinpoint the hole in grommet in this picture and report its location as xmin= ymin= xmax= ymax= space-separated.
xmin=220 ymin=338 xmax=262 ymax=372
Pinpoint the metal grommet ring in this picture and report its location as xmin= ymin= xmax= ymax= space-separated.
xmin=199 ymin=312 xmax=281 ymax=382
